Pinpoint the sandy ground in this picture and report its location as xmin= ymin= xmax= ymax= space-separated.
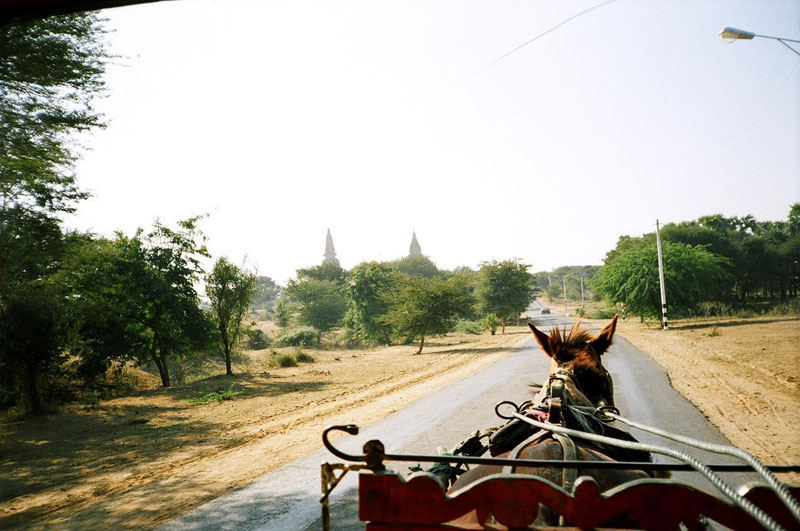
xmin=614 ymin=316 xmax=800 ymax=482
xmin=0 ymin=329 xmax=532 ymax=529
xmin=2 ymin=316 xmax=798 ymax=529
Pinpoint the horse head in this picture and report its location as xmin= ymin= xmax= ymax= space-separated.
xmin=528 ymin=315 xmax=619 ymax=409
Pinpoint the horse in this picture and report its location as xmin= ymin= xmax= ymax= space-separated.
xmin=448 ymin=315 xmax=650 ymax=527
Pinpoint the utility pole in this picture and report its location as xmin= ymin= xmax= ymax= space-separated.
xmin=656 ymin=219 xmax=668 ymax=330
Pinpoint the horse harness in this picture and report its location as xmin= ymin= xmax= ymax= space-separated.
xmin=502 ymin=374 xmax=580 ymax=493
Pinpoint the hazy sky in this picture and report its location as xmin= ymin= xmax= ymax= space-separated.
xmin=67 ymin=0 xmax=800 ymax=284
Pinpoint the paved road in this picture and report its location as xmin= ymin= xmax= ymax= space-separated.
xmin=164 ymin=315 xmax=756 ymax=531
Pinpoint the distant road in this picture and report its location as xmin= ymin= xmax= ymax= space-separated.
xmin=164 ymin=315 xmax=755 ymax=531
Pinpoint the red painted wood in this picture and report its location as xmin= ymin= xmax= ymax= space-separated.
xmin=358 ymin=470 xmax=794 ymax=530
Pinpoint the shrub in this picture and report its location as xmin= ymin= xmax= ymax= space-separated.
xmin=453 ymin=319 xmax=482 ymax=334
xmin=294 ymin=349 xmax=315 ymax=363
xmin=244 ymin=328 xmax=271 ymax=350
xmin=275 ymin=325 xmax=321 ymax=347
xmin=591 ymin=308 xmax=617 ymax=319
xmin=574 ymin=307 xmax=586 ymax=318
xmin=707 ymin=326 xmax=720 ymax=337
xmin=270 ymin=354 xmax=298 ymax=368
xmin=481 ymin=313 xmax=501 ymax=335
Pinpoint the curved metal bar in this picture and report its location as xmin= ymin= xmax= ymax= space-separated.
xmin=322 ymin=424 xmax=800 ymax=473
xmin=322 ymin=425 xmax=365 ymax=462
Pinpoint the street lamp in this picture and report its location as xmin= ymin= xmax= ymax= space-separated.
xmin=719 ymin=27 xmax=800 ymax=56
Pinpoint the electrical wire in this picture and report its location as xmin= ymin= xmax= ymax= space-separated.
xmin=474 ymin=0 xmax=619 ymax=77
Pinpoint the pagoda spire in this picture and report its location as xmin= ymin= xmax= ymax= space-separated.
xmin=409 ymin=230 xmax=422 ymax=256
xmin=323 ymin=229 xmax=340 ymax=265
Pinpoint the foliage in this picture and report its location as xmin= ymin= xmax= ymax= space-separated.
xmin=598 ymin=205 xmax=800 ymax=310
xmin=187 ymin=385 xmax=242 ymax=405
xmin=250 ymin=276 xmax=281 ymax=311
xmin=574 ymin=307 xmax=586 ymax=317
xmin=269 ymin=353 xmax=298 ymax=368
xmin=382 ymin=276 xmax=473 ymax=354
xmin=244 ymin=328 xmax=270 ymax=350
xmin=284 ymin=278 xmax=346 ymax=332
xmin=275 ymin=325 xmax=321 ymax=347
xmin=274 ymin=298 xmax=292 ymax=327
xmin=474 ymin=260 xmax=535 ymax=333
xmin=0 ymin=13 xmax=109 ymax=413
xmin=0 ymin=13 xmax=108 ymax=218
xmin=206 ymin=257 xmax=256 ymax=375
xmin=591 ymin=308 xmax=618 ymax=319
xmin=294 ymin=349 xmax=315 ymax=363
xmin=481 ymin=313 xmax=501 ymax=335
xmin=391 ymin=255 xmax=441 ymax=279
xmin=593 ymin=241 xmax=731 ymax=320
xmin=116 ymin=218 xmax=215 ymax=387
xmin=295 ymin=262 xmax=347 ymax=286
xmin=343 ymin=261 xmax=397 ymax=344
xmin=453 ymin=319 xmax=482 ymax=335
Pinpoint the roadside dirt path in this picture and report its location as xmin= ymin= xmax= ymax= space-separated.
xmin=0 ymin=330 xmax=532 ymax=529
xmin=615 ymin=317 xmax=800 ymax=481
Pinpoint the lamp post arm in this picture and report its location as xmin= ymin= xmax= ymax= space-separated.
xmin=752 ymin=34 xmax=800 ymax=44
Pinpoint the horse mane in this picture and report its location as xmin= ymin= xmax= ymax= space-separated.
xmin=545 ymin=322 xmax=594 ymax=364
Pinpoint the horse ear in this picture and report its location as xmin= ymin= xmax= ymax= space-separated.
xmin=528 ymin=322 xmax=553 ymax=357
xmin=589 ymin=314 xmax=619 ymax=355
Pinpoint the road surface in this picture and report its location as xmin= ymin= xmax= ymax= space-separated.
xmin=163 ymin=315 xmax=756 ymax=530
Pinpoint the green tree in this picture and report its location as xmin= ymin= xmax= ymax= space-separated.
xmin=284 ymin=278 xmax=347 ymax=332
xmin=382 ymin=276 xmax=473 ymax=354
xmin=206 ymin=257 xmax=256 ymax=375
xmin=593 ymin=241 xmax=731 ymax=320
xmin=274 ymin=297 xmax=292 ymax=327
xmin=474 ymin=260 xmax=534 ymax=333
xmin=120 ymin=218 xmax=213 ymax=387
xmin=343 ymin=261 xmax=398 ymax=344
xmin=0 ymin=13 xmax=109 ymax=411
xmin=392 ymin=255 xmax=441 ymax=279
xmin=250 ymin=276 xmax=281 ymax=312
xmin=295 ymin=262 xmax=347 ymax=286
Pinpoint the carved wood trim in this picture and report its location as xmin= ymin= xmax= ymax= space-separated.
xmin=358 ymin=470 xmax=798 ymax=530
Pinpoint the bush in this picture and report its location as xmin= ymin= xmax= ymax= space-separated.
xmin=270 ymin=354 xmax=298 ymax=368
xmin=294 ymin=348 xmax=315 ymax=363
xmin=453 ymin=319 xmax=482 ymax=334
xmin=481 ymin=313 xmax=501 ymax=335
xmin=275 ymin=325 xmax=321 ymax=347
xmin=591 ymin=308 xmax=617 ymax=319
xmin=244 ymin=328 xmax=271 ymax=350
xmin=574 ymin=307 xmax=586 ymax=318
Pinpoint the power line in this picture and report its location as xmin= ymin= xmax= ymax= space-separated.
xmin=474 ymin=0 xmax=619 ymax=77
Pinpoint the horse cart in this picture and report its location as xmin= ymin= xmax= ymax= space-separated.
xmin=320 ymin=319 xmax=800 ymax=530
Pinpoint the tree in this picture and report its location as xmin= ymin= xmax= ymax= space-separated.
xmin=392 ymin=255 xmax=441 ymax=279
xmin=206 ymin=257 xmax=256 ymax=375
xmin=250 ymin=276 xmax=281 ymax=312
xmin=284 ymin=278 xmax=347 ymax=332
xmin=382 ymin=276 xmax=473 ymax=354
xmin=296 ymin=262 xmax=347 ymax=285
xmin=344 ymin=261 xmax=398 ymax=344
xmin=474 ymin=260 xmax=534 ymax=334
xmin=120 ymin=218 xmax=213 ymax=387
xmin=593 ymin=241 xmax=731 ymax=320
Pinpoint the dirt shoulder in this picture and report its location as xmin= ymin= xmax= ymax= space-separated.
xmin=614 ymin=316 xmax=800 ymax=479
xmin=0 ymin=328 xmax=531 ymax=529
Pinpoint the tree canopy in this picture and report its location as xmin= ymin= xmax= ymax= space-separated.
xmin=343 ymin=261 xmax=398 ymax=344
xmin=474 ymin=260 xmax=535 ymax=333
xmin=206 ymin=257 xmax=256 ymax=375
xmin=382 ymin=276 xmax=472 ymax=354
xmin=284 ymin=278 xmax=347 ymax=332
xmin=593 ymin=241 xmax=731 ymax=320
